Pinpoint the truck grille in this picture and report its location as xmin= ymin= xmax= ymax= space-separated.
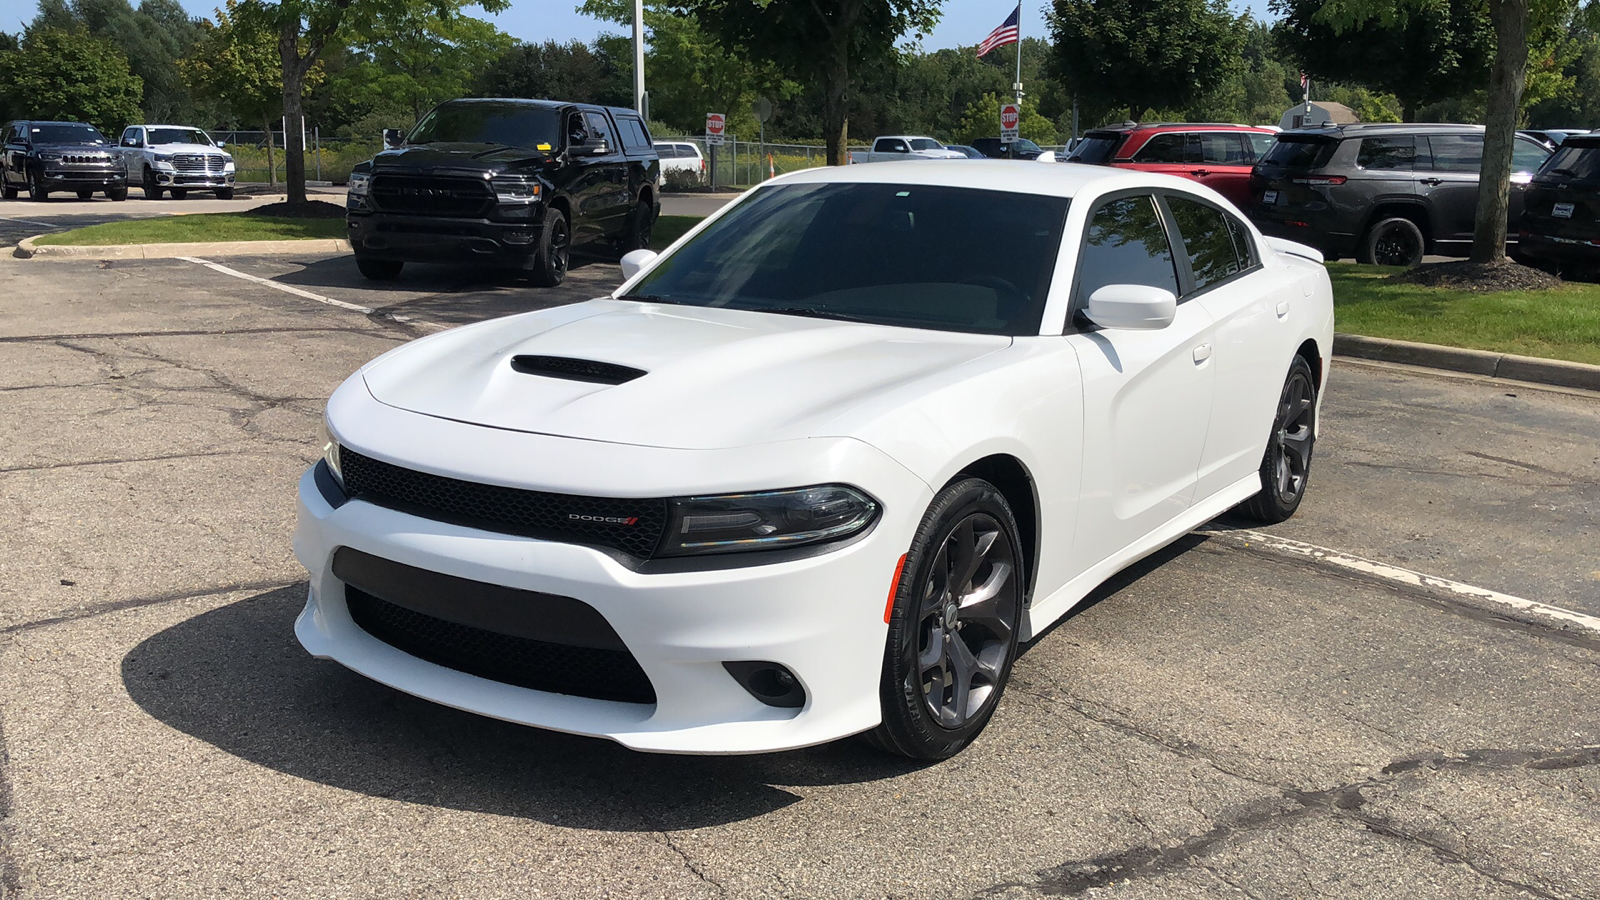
xmin=370 ymin=174 xmax=493 ymax=217
xmin=61 ymin=153 xmax=114 ymax=165
xmin=171 ymin=154 xmax=226 ymax=174
xmin=339 ymin=447 xmax=669 ymax=559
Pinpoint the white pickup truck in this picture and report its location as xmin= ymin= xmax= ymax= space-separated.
xmin=847 ymin=136 xmax=966 ymax=164
xmin=116 ymin=125 xmax=236 ymax=200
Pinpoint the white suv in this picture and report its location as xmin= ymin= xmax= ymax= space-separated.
xmin=652 ymin=141 xmax=705 ymax=184
xmin=118 ymin=125 xmax=236 ymax=200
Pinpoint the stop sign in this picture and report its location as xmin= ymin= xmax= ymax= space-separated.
xmin=1000 ymin=104 xmax=1020 ymax=131
xmin=706 ymin=113 xmax=726 ymax=146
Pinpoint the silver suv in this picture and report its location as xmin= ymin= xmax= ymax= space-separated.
xmin=1247 ymin=123 xmax=1551 ymax=266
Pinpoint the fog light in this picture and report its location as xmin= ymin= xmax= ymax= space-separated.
xmin=503 ymin=230 xmax=534 ymax=245
xmin=723 ymin=661 xmax=805 ymax=709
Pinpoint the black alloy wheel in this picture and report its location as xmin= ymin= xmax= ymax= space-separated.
xmin=1360 ymin=216 xmax=1424 ymax=267
xmin=107 ymin=186 xmax=127 ymax=201
xmin=142 ymin=168 xmax=164 ymax=200
xmin=1238 ymin=356 xmax=1317 ymax=523
xmin=528 ymin=208 xmax=570 ymax=287
xmin=356 ymin=257 xmax=403 ymax=280
xmin=28 ymin=169 xmax=48 ymax=201
xmin=76 ymin=189 xmax=94 ymax=200
xmin=170 ymin=188 xmax=188 ymax=200
xmin=215 ymin=187 xmax=234 ymax=200
xmin=868 ymin=478 xmax=1024 ymax=760
xmin=2 ymin=182 xmax=16 ymax=200
xmin=621 ymin=199 xmax=654 ymax=253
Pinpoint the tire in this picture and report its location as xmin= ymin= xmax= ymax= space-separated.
xmin=620 ymin=199 xmax=654 ymax=253
xmin=214 ymin=187 xmax=234 ymax=200
xmin=170 ymin=188 xmax=188 ymax=200
xmin=2 ymin=183 xmax=17 ymax=200
xmin=142 ymin=168 xmax=164 ymax=200
xmin=356 ymin=257 xmax=403 ymax=280
xmin=1357 ymin=216 xmax=1425 ymax=267
xmin=527 ymin=207 xmax=570 ymax=287
xmin=76 ymin=189 xmax=94 ymax=200
xmin=28 ymin=170 xmax=47 ymax=201
xmin=1237 ymin=356 xmax=1317 ymax=524
xmin=107 ymin=186 xmax=127 ymax=201
xmin=865 ymin=477 xmax=1025 ymax=760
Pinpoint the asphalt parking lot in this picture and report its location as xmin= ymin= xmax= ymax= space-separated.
xmin=0 ymin=249 xmax=1596 ymax=899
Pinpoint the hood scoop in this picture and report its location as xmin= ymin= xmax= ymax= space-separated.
xmin=510 ymin=355 xmax=646 ymax=385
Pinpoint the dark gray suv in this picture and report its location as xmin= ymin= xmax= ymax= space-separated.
xmin=1247 ymin=123 xmax=1551 ymax=266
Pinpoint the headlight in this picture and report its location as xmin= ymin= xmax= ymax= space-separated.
xmin=222 ymin=159 xmax=235 ymax=173
xmin=317 ymin=418 xmax=343 ymax=486
xmin=38 ymin=151 xmax=62 ymax=161
xmin=658 ymin=485 xmax=878 ymax=556
xmin=493 ymin=177 xmax=540 ymax=204
xmin=348 ymin=172 xmax=371 ymax=196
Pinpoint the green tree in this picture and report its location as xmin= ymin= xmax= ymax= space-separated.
xmin=0 ymin=27 xmax=142 ymax=133
xmin=30 ymin=0 xmax=207 ymax=122
xmin=1048 ymin=0 xmax=1248 ymax=123
xmin=184 ymin=1 xmax=310 ymax=187
xmin=953 ymin=93 xmax=1058 ymax=144
xmin=341 ymin=4 xmax=511 ymax=120
xmin=670 ymin=0 xmax=943 ymax=165
xmin=473 ymin=39 xmax=626 ymax=106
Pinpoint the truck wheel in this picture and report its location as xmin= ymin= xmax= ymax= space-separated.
xmin=214 ymin=187 xmax=234 ymax=200
xmin=106 ymin=186 xmax=127 ymax=201
xmin=1357 ymin=217 xmax=1424 ymax=267
xmin=1 ymin=183 xmax=15 ymax=200
xmin=528 ymin=208 xmax=570 ymax=287
xmin=170 ymin=188 xmax=189 ymax=200
xmin=76 ymin=189 xmax=94 ymax=200
xmin=620 ymin=199 xmax=654 ymax=253
xmin=29 ymin=170 xmax=48 ymax=201
xmin=356 ymin=257 xmax=403 ymax=280
xmin=142 ymin=169 xmax=164 ymax=200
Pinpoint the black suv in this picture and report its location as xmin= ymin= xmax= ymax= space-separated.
xmin=970 ymin=137 xmax=1044 ymax=160
xmin=347 ymin=98 xmax=661 ymax=285
xmin=2 ymin=120 xmax=128 ymax=201
xmin=1515 ymin=133 xmax=1600 ymax=277
xmin=1247 ymin=123 xmax=1551 ymax=266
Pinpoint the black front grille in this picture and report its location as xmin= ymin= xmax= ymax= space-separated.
xmin=339 ymin=448 xmax=668 ymax=559
xmin=344 ymin=586 xmax=656 ymax=704
xmin=370 ymin=174 xmax=493 ymax=217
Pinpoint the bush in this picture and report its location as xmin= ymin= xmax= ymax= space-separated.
xmin=227 ymin=141 xmax=382 ymax=184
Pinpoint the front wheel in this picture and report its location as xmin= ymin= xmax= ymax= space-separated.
xmin=866 ymin=478 xmax=1024 ymax=760
xmin=170 ymin=188 xmax=188 ymax=200
xmin=106 ymin=186 xmax=127 ymax=201
xmin=1237 ymin=356 xmax=1317 ymax=523
xmin=142 ymin=169 xmax=163 ymax=200
xmin=527 ymin=207 xmax=570 ymax=287
xmin=28 ymin=170 xmax=47 ymax=201
xmin=1 ymin=182 xmax=16 ymax=200
xmin=356 ymin=257 xmax=403 ymax=280
xmin=1357 ymin=216 xmax=1424 ymax=267
xmin=76 ymin=189 xmax=94 ymax=200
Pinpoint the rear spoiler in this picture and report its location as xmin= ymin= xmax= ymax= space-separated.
xmin=1265 ymin=236 xmax=1324 ymax=263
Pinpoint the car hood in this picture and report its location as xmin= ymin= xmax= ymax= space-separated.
xmin=371 ymin=144 xmax=556 ymax=175
xmin=360 ymin=299 xmax=1011 ymax=450
xmin=150 ymin=142 xmax=230 ymax=157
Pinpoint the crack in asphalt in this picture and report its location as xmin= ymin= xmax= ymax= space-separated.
xmin=0 ymin=580 xmax=299 ymax=637
xmin=972 ymin=694 xmax=1599 ymax=900
xmin=654 ymin=830 xmax=727 ymax=897
xmin=0 ymin=326 xmax=404 ymax=344
xmin=0 ymin=449 xmax=243 ymax=475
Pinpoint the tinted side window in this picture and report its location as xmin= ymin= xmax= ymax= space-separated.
xmin=584 ymin=112 xmax=614 ymax=151
xmin=1246 ymin=133 xmax=1276 ymax=159
xmin=1165 ymin=196 xmax=1242 ymax=291
xmin=1198 ymin=133 xmax=1249 ymax=164
xmin=1225 ymin=215 xmax=1257 ymax=268
xmin=616 ymin=116 xmax=648 ymax=151
xmin=1358 ymin=135 xmax=1417 ymax=170
xmin=1134 ymin=133 xmax=1190 ymax=164
xmin=1512 ymin=137 xmax=1550 ymax=174
xmin=1077 ymin=196 xmax=1179 ymax=301
xmin=1427 ymin=134 xmax=1482 ymax=173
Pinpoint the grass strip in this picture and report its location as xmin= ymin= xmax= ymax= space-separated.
xmin=35 ymin=212 xmax=346 ymax=246
xmin=1328 ymin=262 xmax=1600 ymax=366
xmin=650 ymin=215 xmax=701 ymax=250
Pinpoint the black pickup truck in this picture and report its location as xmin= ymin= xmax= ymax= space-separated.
xmin=346 ymin=98 xmax=662 ymax=285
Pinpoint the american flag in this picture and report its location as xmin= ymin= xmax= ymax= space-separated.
xmin=1300 ymin=71 xmax=1310 ymax=97
xmin=977 ymin=4 xmax=1021 ymax=57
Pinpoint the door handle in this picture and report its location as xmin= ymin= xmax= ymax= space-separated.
xmin=1189 ymin=169 xmax=1211 ymax=177
xmin=1420 ymin=177 xmax=1442 ymax=186
xmin=1276 ymin=300 xmax=1291 ymax=317
xmin=1192 ymin=343 xmax=1213 ymax=364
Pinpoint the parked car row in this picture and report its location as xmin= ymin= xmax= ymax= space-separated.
xmin=1 ymin=119 xmax=236 ymax=202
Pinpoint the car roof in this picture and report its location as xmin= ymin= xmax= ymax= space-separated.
xmin=1086 ymin=122 xmax=1274 ymax=134
xmin=1285 ymin=122 xmax=1486 ymax=138
xmin=1559 ymin=134 xmax=1600 ymax=148
xmin=768 ymin=159 xmax=1200 ymax=200
xmin=438 ymin=98 xmax=643 ymax=118
xmin=138 ymin=124 xmax=211 ymax=129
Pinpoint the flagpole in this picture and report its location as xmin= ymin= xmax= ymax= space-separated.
xmin=1013 ymin=2 xmax=1024 ymax=106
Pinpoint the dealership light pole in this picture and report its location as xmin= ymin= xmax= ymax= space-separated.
xmin=634 ymin=0 xmax=648 ymax=121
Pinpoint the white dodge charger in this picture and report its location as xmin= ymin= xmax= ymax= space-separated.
xmin=296 ymin=161 xmax=1333 ymax=760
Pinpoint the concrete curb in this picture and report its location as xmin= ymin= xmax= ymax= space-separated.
xmin=15 ymin=235 xmax=350 ymax=260
xmin=1334 ymin=333 xmax=1600 ymax=392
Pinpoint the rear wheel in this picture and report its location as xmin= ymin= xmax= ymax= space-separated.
xmin=528 ymin=207 xmax=570 ymax=287
xmin=866 ymin=477 xmax=1024 ymax=760
xmin=76 ymin=189 xmax=94 ymax=200
xmin=620 ymin=199 xmax=654 ymax=253
xmin=356 ymin=257 xmax=403 ymax=280
xmin=1237 ymin=356 xmax=1317 ymax=523
xmin=214 ymin=187 xmax=234 ymax=200
xmin=106 ymin=186 xmax=127 ymax=201
xmin=142 ymin=168 xmax=164 ymax=200
xmin=1357 ymin=216 xmax=1425 ymax=267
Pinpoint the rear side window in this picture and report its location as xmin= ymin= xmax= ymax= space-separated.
xmin=875 ymin=138 xmax=908 ymax=152
xmin=1427 ymin=134 xmax=1482 ymax=173
xmin=1358 ymin=135 xmax=1417 ymax=170
xmin=1260 ymin=136 xmax=1336 ymax=169
xmin=653 ymin=144 xmax=678 ymax=158
xmin=1197 ymin=133 xmax=1250 ymax=164
xmin=1165 ymin=196 xmax=1245 ymax=292
xmin=1541 ymin=143 xmax=1600 ymax=179
xmin=1512 ymin=138 xmax=1551 ymax=174
xmin=1077 ymin=195 xmax=1179 ymax=301
xmin=1246 ymin=133 xmax=1276 ymax=158
xmin=616 ymin=116 xmax=650 ymax=151
xmin=1134 ymin=133 xmax=1191 ymax=164
xmin=1070 ymin=133 xmax=1126 ymax=164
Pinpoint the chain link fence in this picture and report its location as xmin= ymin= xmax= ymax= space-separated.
xmin=202 ymin=129 xmax=378 ymax=184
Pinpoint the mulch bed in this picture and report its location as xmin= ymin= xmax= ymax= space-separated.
xmin=1388 ymin=259 xmax=1563 ymax=292
xmin=245 ymin=200 xmax=346 ymax=219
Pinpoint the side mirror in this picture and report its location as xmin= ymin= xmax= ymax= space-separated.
xmin=589 ymin=142 xmax=611 ymax=156
xmin=1084 ymin=284 xmax=1177 ymax=330
xmin=620 ymin=249 xmax=658 ymax=281
xmin=1036 ymin=151 xmax=1058 ymax=163
xmin=215 ymin=140 xmax=226 ymax=149
xmin=382 ymin=128 xmax=405 ymax=149
xmin=569 ymin=129 xmax=589 ymax=148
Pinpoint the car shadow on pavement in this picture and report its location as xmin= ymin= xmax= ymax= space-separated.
xmin=121 ymin=585 xmax=928 ymax=829
xmin=1018 ymin=533 xmax=1208 ymax=653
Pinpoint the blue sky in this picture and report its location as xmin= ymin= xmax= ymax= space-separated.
xmin=0 ymin=1 xmax=1268 ymax=48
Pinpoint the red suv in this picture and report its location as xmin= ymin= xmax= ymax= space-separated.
xmin=1066 ymin=123 xmax=1278 ymax=208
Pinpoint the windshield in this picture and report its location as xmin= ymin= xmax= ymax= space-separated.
xmin=626 ymin=183 xmax=1069 ymax=336
xmin=1012 ymin=139 xmax=1043 ymax=153
xmin=30 ymin=124 xmax=106 ymax=144
xmin=1260 ymin=136 xmax=1337 ymax=169
xmin=408 ymin=103 xmax=562 ymax=149
xmin=909 ymin=138 xmax=943 ymax=151
xmin=1068 ymin=134 xmax=1123 ymax=164
xmin=1541 ymin=143 xmax=1600 ymax=180
xmin=147 ymin=127 xmax=213 ymax=147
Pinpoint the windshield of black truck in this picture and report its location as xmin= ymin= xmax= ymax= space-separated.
xmin=408 ymin=104 xmax=562 ymax=150
xmin=30 ymin=124 xmax=107 ymax=144
xmin=626 ymin=183 xmax=1069 ymax=336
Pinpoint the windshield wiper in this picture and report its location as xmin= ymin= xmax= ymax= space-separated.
xmin=1549 ymin=167 xmax=1581 ymax=177
xmin=616 ymin=293 xmax=689 ymax=305
xmin=751 ymin=306 xmax=874 ymax=324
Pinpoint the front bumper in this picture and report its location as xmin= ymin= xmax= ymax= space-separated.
xmin=346 ymin=210 xmax=548 ymax=267
xmin=293 ymin=392 xmax=931 ymax=754
xmin=42 ymin=168 xmax=126 ymax=189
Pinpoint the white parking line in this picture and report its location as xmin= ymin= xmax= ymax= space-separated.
xmin=1 ymin=215 xmax=63 ymax=229
xmin=1204 ymin=526 xmax=1600 ymax=638
xmin=177 ymin=255 xmax=415 ymax=323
